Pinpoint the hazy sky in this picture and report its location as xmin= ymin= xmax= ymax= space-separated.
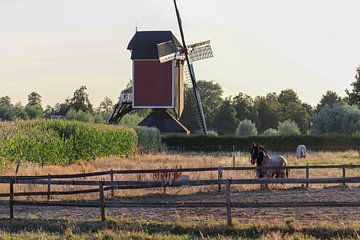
xmin=1 ymin=0 xmax=360 ymax=107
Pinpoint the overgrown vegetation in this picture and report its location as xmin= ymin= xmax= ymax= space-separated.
xmin=0 ymin=120 xmax=137 ymax=165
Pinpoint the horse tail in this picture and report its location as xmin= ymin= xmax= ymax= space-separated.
xmin=286 ymin=168 xmax=289 ymax=178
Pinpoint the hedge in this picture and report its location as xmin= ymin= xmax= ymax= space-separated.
xmin=162 ymin=135 xmax=360 ymax=152
xmin=0 ymin=120 xmax=137 ymax=165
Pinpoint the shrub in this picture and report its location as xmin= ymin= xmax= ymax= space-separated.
xmin=278 ymin=120 xmax=300 ymax=136
xmin=66 ymin=109 xmax=94 ymax=122
xmin=207 ymin=131 xmax=218 ymax=136
xmin=236 ymin=119 xmax=257 ymax=136
xmin=262 ymin=128 xmax=279 ymax=136
xmin=134 ymin=126 xmax=161 ymax=151
xmin=0 ymin=120 xmax=137 ymax=164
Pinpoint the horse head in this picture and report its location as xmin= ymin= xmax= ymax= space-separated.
xmin=250 ymin=143 xmax=265 ymax=165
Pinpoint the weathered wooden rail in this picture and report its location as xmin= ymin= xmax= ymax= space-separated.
xmin=1 ymin=164 xmax=360 ymax=226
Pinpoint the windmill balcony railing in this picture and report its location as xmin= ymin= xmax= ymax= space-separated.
xmin=119 ymin=93 xmax=133 ymax=103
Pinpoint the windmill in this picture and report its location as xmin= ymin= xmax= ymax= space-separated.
xmin=107 ymin=0 xmax=213 ymax=134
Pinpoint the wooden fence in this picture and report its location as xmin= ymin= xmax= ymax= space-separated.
xmin=1 ymin=164 xmax=360 ymax=226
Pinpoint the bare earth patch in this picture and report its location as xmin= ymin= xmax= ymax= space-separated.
xmin=1 ymin=186 xmax=360 ymax=226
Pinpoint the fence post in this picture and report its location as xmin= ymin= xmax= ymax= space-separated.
xmin=99 ymin=181 xmax=106 ymax=222
xmin=225 ymin=179 xmax=232 ymax=227
xmin=9 ymin=177 xmax=14 ymax=219
xmin=218 ymin=166 xmax=223 ymax=192
xmin=342 ymin=165 xmax=346 ymax=186
xmin=47 ymin=174 xmax=51 ymax=201
xmin=110 ymin=169 xmax=115 ymax=198
xmin=305 ymin=164 xmax=309 ymax=188
xmin=232 ymin=145 xmax=235 ymax=167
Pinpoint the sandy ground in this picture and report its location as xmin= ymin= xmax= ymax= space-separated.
xmin=1 ymin=186 xmax=360 ymax=225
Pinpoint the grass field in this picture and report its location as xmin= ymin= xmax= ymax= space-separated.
xmin=0 ymin=218 xmax=360 ymax=240
xmin=1 ymin=150 xmax=360 ymax=200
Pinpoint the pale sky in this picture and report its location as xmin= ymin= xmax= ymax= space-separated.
xmin=1 ymin=0 xmax=360 ymax=107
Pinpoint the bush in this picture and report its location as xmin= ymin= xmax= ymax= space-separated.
xmin=278 ymin=120 xmax=300 ymax=136
xmin=236 ymin=119 xmax=257 ymax=136
xmin=66 ymin=109 xmax=94 ymax=122
xmin=0 ymin=120 xmax=137 ymax=164
xmin=262 ymin=128 xmax=279 ymax=136
xmin=207 ymin=131 xmax=218 ymax=136
xmin=134 ymin=126 xmax=161 ymax=151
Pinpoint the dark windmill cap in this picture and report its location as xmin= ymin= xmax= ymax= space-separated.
xmin=127 ymin=31 xmax=182 ymax=60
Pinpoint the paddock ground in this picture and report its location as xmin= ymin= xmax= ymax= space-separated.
xmin=1 ymin=186 xmax=360 ymax=226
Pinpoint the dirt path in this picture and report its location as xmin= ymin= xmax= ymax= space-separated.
xmin=1 ymin=186 xmax=360 ymax=224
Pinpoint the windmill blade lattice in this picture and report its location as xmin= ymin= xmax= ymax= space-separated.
xmin=188 ymin=41 xmax=214 ymax=62
xmin=157 ymin=41 xmax=178 ymax=63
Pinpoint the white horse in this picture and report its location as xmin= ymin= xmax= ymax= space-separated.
xmin=296 ymin=145 xmax=307 ymax=158
xmin=251 ymin=144 xmax=289 ymax=179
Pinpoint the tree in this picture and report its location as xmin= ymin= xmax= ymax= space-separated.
xmin=181 ymin=81 xmax=223 ymax=131
xmin=232 ymin=92 xmax=257 ymax=122
xmin=14 ymin=103 xmax=28 ymax=120
xmin=68 ymin=86 xmax=93 ymax=113
xmin=96 ymin=97 xmax=113 ymax=113
xmin=212 ymin=99 xmax=238 ymax=135
xmin=277 ymin=89 xmax=312 ymax=134
xmin=278 ymin=120 xmax=300 ymax=136
xmin=345 ymin=66 xmax=360 ymax=105
xmin=236 ymin=119 xmax=258 ymax=136
xmin=316 ymin=90 xmax=341 ymax=112
xmin=25 ymin=92 xmax=43 ymax=119
xmin=0 ymin=96 xmax=11 ymax=106
xmin=254 ymin=93 xmax=280 ymax=133
xmin=27 ymin=92 xmax=42 ymax=108
xmin=121 ymin=80 xmax=132 ymax=94
xmin=25 ymin=105 xmax=43 ymax=119
xmin=0 ymin=96 xmax=15 ymax=121
xmin=312 ymin=102 xmax=360 ymax=134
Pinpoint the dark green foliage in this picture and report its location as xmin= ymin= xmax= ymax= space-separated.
xmin=213 ymin=99 xmax=238 ymax=135
xmin=316 ymin=90 xmax=342 ymax=112
xmin=346 ymin=66 xmax=360 ymax=105
xmin=232 ymin=92 xmax=257 ymax=122
xmin=162 ymin=134 xmax=360 ymax=152
xmin=0 ymin=120 xmax=137 ymax=164
xmin=68 ymin=86 xmax=93 ymax=113
xmin=254 ymin=94 xmax=280 ymax=133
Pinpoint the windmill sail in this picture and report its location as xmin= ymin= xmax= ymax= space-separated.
xmin=157 ymin=41 xmax=177 ymax=63
xmin=172 ymin=0 xmax=208 ymax=134
xmin=188 ymin=40 xmax=214 ymax=62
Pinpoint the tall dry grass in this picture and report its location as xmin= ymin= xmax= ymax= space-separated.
xmin=1 ymin=150 xmax=360 ymax=200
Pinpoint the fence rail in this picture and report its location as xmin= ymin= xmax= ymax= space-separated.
xmin=1 ymin=164 xmax=360 ymax=226
xmin=1 ymin=164 xmax=359 ymax=180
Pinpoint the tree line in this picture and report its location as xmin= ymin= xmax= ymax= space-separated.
xmin=1 ymin=66 xmax=360 ymax=135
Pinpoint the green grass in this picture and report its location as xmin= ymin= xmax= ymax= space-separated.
xmin=0 ymin=218 xmax=359 ymax=239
